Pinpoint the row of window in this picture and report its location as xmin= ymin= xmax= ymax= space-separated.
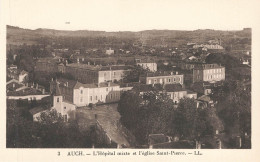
xmin=204 ymin=68 xmax=223 ymax=74
xmin=148 ymin=77 xmax=182 ymax=83
xmin=205 ymin=74 xmax=224 ymax=80
xmin=80 ymin=87 xmax=115 ymax=94
xmin=86 ymin=93 xmax=119 ymax=102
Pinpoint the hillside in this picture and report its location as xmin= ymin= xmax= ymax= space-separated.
xmin=6 ymin=25 xmax=251 ymax=49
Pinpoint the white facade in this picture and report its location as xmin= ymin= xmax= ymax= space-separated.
xmin=167 ymin=91 xmax=197 ymax=104
xmin=53 ymin=95 xmax=76 ymax=121
xmin=105 ymin=49 xmax=114 ymax=55
xmin=98 ymin=70 xmax=126 ymax=83
xmin=73 ymin=85 xmax=121 ymax=107
xmin=137 ymin=62 xmax=157 ymax=72
xmin=18 ymin=72 xmax=28 ymax=83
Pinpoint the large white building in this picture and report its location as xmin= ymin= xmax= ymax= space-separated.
xmin=136 ymin=59 xmax=157 ymax=72
xmin=140 ymin=72 xmax=184 ymax=85
xmin=51 ymin=78 xmax=121 ymax=107
xmin=193 ymin=64 xmax=225 ymax=83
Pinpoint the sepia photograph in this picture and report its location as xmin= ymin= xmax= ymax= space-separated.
xmin=1 ymin=0 xmax=260 ymax=161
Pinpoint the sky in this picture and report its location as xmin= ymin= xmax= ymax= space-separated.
xmin=3 ymin=0 xmax=260 ymax=31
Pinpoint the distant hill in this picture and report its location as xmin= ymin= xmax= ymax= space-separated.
xmin=6 ymin=25 xmax=251 ymax=48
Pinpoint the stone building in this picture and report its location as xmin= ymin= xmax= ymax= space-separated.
xmin=193 ymin=64 xmax=225 ymax=83
xmin=139 ymin=71 xmax=184 ymax=85
xmin=136 ymin=60 xmax=157 ymax=72
xmin=59 ymin=63 xmax=132 ymax=84
xmin=50 ymin=78 xmax=121 ymax=107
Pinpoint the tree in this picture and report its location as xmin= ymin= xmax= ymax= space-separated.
xmin=118 ymin=91 xmax=175 ymax=144
xmin=123 ymin=65 xmax=149 ymax=82
xmin=6 ymin=100 xmax=92 ymax=148
xmin=211 ymin=80 xmax=251 ymax=137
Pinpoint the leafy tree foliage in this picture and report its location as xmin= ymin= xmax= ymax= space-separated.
xmin=6 ymin=100 xmax=92 ymax=148
xmin=205 ymin=53 xmax=240 ymax=70
xmin=118 ymin=91 xmax=219 ymax=145
xmin=211 ymin=80 xmax=251 ymax=136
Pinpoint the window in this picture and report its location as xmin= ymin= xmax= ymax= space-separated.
xmin=154 ymin=79 xmax=157 ymax=83
xmin=64 ymin=107 xmax=66 ymax=110
xmin=57 ymin=97 xmax=59 ymax=102
xmin=114 ymin=72 xmax=116 ymax=76
xmin=168 ymin=79 xmax=171 ymax=82
xmin=106 ymin=88 xmax=108 ymax=92
xmin=80 ymin=90 xmax=83 ymax=94
xmin=174 ymin=78 xmax=176 ymax=81
xmin=90 ymin=96 xmax=92 ymax=101
xmin=111 ymin=94 xmax=113 ymax=99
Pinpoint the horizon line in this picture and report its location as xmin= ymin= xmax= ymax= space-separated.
xmin=7 ymin=25 xmax=251 ymax=33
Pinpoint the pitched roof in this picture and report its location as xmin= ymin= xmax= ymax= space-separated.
xmin=144 ymin=71 xmax=182 ymax=77
xmin=29 ymin=107 xmax=48 ymax=115
xmin=194 ymin=64 xmax=224 ymax=70
xmin=56 ymin=78 xmax=119 ymax=89
xmin=7 ymin=88 xmax=43 ymax=96
xmin=100 ymin=65 xmax=133 ymax=71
